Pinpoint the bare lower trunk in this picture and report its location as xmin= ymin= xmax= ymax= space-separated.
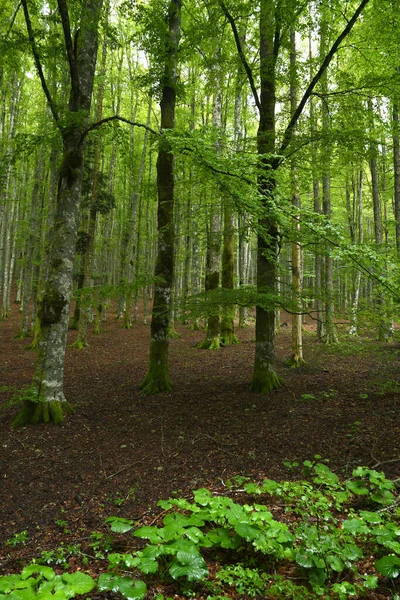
xmin=13 ymin=0 xmax=103 ymax=425
xmin=140 ymin=0 xmax=181 ymax=393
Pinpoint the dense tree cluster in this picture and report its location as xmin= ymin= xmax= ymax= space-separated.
xmin=1 ymin=0 xmax=399 ymax=423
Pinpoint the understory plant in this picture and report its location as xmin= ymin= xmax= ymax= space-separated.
xmin=101 ymin=462 xmax=399 ymax=598
xmin=1 ymin=463 xmax=399 ymax=599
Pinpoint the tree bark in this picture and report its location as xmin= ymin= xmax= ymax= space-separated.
xmin=140 ymin=0 xmax=181 ymax=393
xmin=249 ymin=0 xmax=281 ymax=392
xmin=13 ymin=0 xmax=103 ymax=426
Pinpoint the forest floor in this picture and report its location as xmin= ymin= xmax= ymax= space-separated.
xmin=0 ymin=302 xmax=400 ymax=599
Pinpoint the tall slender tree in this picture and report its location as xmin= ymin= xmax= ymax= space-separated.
xmin=13 ymin=0 xmax=104 ymax=425
xmin=140 ymin=0 xmax=181 ymax=393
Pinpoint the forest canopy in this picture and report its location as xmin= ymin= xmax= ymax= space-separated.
xmin=1 ymin=0 xmax=400 ymax=422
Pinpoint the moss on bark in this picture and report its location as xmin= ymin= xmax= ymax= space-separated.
xmin=12 ymin=399 xmax=73 ymax=427
xmin=285 ymin=354 xmax=306 ymax=368
xmin=249 ymin=367 xmax=282 ymax=394
xmin=70 ymin=336 xmax=89 ymax=349
xmin=197 ymin=335 xmax=221 ymax=350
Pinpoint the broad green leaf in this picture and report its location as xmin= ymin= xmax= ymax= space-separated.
xmin=193 ymin=488 xmax=211 ymax=505
xmin=371 ymin=489 xmax=395 ymax=505
xmin=60 ymin=572 xmax=95 ymax=595
xmin=21 ymin=566 xmax=55 ymax=581
xmin=97 ymin=573 xmax=120 ymax=592
xmin=133 ymin=526 xmax=163 ymax=542
xmin=105 ymin=517 xmax=134 ymax=534
xmin=234 ymin=523 xmax=262 ymax=542
xmin=327 ymin=554 xmax=344 ymax=572
xmin=342 ymin=518 xmax=370 ymax=534
xmin=341 ymin=544 xmax=363 ymax=561
xmin=0 ymin=576 xmax=32 ymax=594
xmin=107 ymin=553 xmax=138 ymax=568
xmin=135 ymin=557 xmax=159 ymax=574
xmin=375 ymin=555 xmax=400 ymax=578
xmin=3 ymin=589 xmax=36 ymax=600
xmin=117 ymin=579 xmax=147 ymax=600
xmin=169 ymin=550 xmax=208 ymax=582
xmin=346 ymin=481 xmax=369 ymax=495
xmin=359 ymin=511 xmax=382 ymax=524
xmin=312 ymin=556 xmax=326 ymax=569
xmin=362 ymin=574 xmax=378 ymax=589
xmin=295 ymin=552 xmax=314 ymax=568
xmin=205 ymin=528 xmax=241 ymax=549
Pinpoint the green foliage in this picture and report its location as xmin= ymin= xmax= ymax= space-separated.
xmin=102 ymin=463 xmax=399 ymax=597
xmin=3 ymin=465 xmax=398 ymax=599
xmin=97 ymin=574 xmax=147 ymax=600
xmin=0 ymin=566 xmax=95 ymax=600
xmin=6 ymin=531 xmax=29 ymax=547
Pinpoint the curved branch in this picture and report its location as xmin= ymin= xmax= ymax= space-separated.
xmin=5 ymin=0 xmax=22 ymax=39
xmin=219 ymin=0 xmax=261 ymax=113
xmin=57 ymin=0 xmax=79 ymax=102
xmin=82 ymin=115 xmax=160 ymax=140
xmin=21 ymin=0 xmax=60 ymax=125
xmin=278 ymin=0 xmax=371 ymax=159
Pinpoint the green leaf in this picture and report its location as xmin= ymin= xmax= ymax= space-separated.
xmin=135 ymin=557 xmax=159 ymax=574
xmin=98 ymin=574 xmax=118 ymax=592
xmin=133 ymin=526 xmax=163 ymax=542
xmin=234 ymin=523 xmax=262 ymax=542
xmin=295 ymin=552 xmax=314 ymax=568
xmin=346 ymin=481 xmax=369 ymax=495
xmin=97 ymin=575 xmax=146 ymax=600
xmin=342 ymin=518 xmax=370 ymax=534
xmin=3 ymin=590 xmax=36 ymax=600
xmin=193 ymin=488 xmax=211 ymax=505
xmin=205 ymin=528 xmax=241 ymax=549
xmin=359 ymin=511 xmax=382 ymax=524
xmin=341 ymin=544 xmax=363 ymax=561
xmin=60 ymin=572 xmax=95 ymax=595
xmin=105 ymin=517 xmax=134 ymax=534
xmin=327 ymin=554 xmax=344 ymax=572
xmin=375 ymin=555 xmax=400 ymax=578
xmin=21 ymin=566 xmax=55 ymax=581
xmin=169 ymin=550 xmax=208 ymax=581
xmin=0 ymin=576 xmax=30 ymax=594
xmin=371 ymin=489 xmax=395 ymax=505
xmin=362 ymin=574 xmax=378 ymax=589
xmin=118 ymin=579 xmax=147 ymax=600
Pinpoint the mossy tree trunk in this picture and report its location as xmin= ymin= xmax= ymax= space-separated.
xmin=140 ymin=0 xmax=181 ymax=394
xmin=393 ymin=101 xmax=400 ymax=255
xmin=287 ymin=29 xmax=305 ymax=368
xmin=13 ymin=0 xmax=103 ymax=426
xmin=221 ymin=200 xmax=239 ymax=345
xmin=198 ymin=49 xmax=223 ymax=350
xmin=320 ymin=12 xmax=338 ymax=345
xmin=249 ymin=0 xmax=281 ymax=393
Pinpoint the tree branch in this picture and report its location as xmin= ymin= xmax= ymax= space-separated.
xmin=5 ymin=0 xmax=22 ymax=39
xmin=57 ymin=0 xmax=80 ymax=103
xmin=278 ymin=0 xmax=371 ymax=158
xmin=21 ymin=0 xmax=60 ymax=124
xmin=219 ymin=0 xmax=261 ymax=113
xmin=82 ymin=115 xmax=160 ymax=140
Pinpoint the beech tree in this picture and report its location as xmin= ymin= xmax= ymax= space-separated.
xmin=222 ymin=0 xmax=371 ymax=392
xmin=13 ymin=0 xmax=104 ymax=425
xmin=140 ymin=0 xmax=182 ymax=393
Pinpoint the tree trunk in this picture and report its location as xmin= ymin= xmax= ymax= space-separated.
xmin=140 ymin=0 xmax=181 ymax=393
xmin=250 ymin=0 xmax=281 ymax=393
xmin=287 ymin=28 xmax=305 ymax=367
xmin=393 ymin=102 xmax=400 ymax=254
xmin=198 ymin=53 xmax=223 ymax=350
xmin=368 ymin=99 xmax=392 ymax=341
xmin=13 ymin=0 xmax=103 ymax=426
